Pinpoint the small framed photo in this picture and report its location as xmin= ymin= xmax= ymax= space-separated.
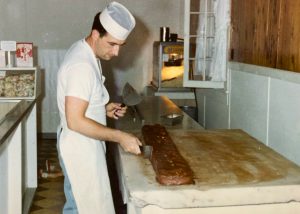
xmin=16 ymin=42 xmax=33 ymax=67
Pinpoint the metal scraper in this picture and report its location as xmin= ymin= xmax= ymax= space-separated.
xmin=122 ymin=82 xmax=142 ymax=106
xmin=121 ymin=82 xmax=144 ymax=121
xmin=139 ymin=145 xmax=153 ymax=159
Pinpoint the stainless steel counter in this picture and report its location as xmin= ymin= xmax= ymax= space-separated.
xmin=110 ymin=96 xmax=300 ymax=214
xmin=111 ymin=96 xmax=202 ymax=131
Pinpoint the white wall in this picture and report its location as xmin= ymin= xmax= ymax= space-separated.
xmin=196 ymin=88 xmax=229 ymax=129
xmin=196 ymin=62 xmax=300 ymax=165
xmin=0 ymin=0 xmax=185 ymax=133
xmin=230 ymin=68 xmax=269 ymax=143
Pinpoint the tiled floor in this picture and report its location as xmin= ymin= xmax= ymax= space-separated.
xmin=29 ymin=139 xmax=65 ymax=214
xmin=29 ymin=138 xmax=126 ymax=214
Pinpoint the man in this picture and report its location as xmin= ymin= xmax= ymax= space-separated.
xmin=56 ymin=2 xmax=141 ymax=213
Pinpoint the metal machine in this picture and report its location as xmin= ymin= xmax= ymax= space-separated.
xmin=152 ymin=41 xmax=190 ymax=92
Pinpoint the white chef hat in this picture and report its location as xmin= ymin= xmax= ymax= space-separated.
xmin=99 ymin=1 xmax=136 ymax=40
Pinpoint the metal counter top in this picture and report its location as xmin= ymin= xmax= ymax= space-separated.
xmin=111 ymin=96 xmax=203 ymax=131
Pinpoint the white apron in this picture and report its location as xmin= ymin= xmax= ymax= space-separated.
xmin=57 ymin=39 xmax=115 ymax=214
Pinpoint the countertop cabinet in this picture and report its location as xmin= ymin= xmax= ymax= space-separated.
xmin=0 ymin=100 xmax=37 ymax=214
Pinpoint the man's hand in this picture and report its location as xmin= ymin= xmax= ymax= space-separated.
xmin=118 ymin=132 xmax=142 ymax=155
xmin=106 ymin=102 xmax=127 ymax=119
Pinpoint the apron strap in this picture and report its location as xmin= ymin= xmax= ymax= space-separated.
xmin=57 ymin=124 xmax=63 ymax=140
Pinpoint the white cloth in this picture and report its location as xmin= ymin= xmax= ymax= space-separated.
xmin=57 ymin=39 xmax=115 ymax=213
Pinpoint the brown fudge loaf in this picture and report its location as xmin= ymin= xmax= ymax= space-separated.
xmin=142 ymin=124 xmax=194 ymax=185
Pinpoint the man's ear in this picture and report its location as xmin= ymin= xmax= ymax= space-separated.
xmin=91 ymin=29 xmax=100 ymax=40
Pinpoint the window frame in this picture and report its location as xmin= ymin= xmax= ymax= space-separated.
xmin=183 ymin=0 xmax=226 ymax=89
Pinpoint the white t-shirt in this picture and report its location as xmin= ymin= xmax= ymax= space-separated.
xmin=57 ymin=39 xmax=109 ymax=128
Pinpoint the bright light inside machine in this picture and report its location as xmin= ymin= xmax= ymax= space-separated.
xmin=170 ymin=53 xmax=178 ymax=59
xmin=161 ymin=65 xmax=184 ymax=81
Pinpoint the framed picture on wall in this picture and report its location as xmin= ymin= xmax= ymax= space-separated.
xmin=16 ymin=42 xmax=33 ymax=67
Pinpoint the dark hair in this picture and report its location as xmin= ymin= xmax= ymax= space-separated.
xmin=92 ymin=12 xmax=107 ymax=37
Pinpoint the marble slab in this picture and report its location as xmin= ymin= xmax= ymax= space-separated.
xmin=114 ymin=129 xmax=300 ymax=209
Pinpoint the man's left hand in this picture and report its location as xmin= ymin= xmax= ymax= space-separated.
xmin=106 ymin=102 xmax=127 ymax=119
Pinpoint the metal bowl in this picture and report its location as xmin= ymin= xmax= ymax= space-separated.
xmin=160 ymin=113 xmax=183 ymax=126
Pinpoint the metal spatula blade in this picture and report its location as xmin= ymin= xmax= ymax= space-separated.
xmin=139 ymin=145 xmax=153 ymax=159
xmin=122 ymin=82 xmax=142 ymax=106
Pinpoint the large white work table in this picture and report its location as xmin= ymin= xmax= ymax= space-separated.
xmin=110 ymin=96 xmax=300 ymax=214
xmin=0 ymin=100 xmax=37 ymax=214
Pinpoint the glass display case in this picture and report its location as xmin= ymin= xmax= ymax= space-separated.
xmin=0 ymin=67 xmax=41 ymax=99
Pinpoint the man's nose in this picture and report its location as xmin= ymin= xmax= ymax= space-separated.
xmin=113 ymin=45 xmax=120 ymax=56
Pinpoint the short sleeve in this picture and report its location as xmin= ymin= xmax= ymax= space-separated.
xmin=65 ymin=63 xmax=95 ymax=101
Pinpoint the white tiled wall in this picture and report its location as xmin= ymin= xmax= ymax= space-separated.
xmin=268 ymin=78 xmax=300 ymax=163
xmin=230 ymin=69 xmax=269 ymax=143
xmin=196 ymin=88 xmax=229 ymax=129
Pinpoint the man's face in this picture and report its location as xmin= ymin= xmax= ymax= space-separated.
xmin=95 ymin=33 xmax=125 ymax=60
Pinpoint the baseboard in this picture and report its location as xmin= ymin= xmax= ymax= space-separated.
xmin=38 ymin=132 xmax=57 ymax=140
